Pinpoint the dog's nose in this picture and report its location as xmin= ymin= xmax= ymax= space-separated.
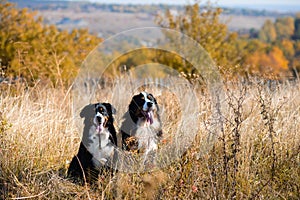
xmin=96 ymin=116 xmax=102 ymax=123
xmin=147 ymin=102 xmax=153 ymax=107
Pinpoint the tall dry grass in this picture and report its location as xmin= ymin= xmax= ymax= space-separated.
xmin=0 ymin=77 xmax=299 ymax=199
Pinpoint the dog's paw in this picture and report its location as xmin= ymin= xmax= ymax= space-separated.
xmin=100 ymin=158 xmax=107 ymax=165
xmin=125 ymin=136 xmax=139 ymax=153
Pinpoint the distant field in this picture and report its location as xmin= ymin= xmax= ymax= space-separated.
xmin=39 ymin=9 xmax=274 ymax=38
xmin=220 ymin=14 xmax=275 ymax=31
xmin=40 ymin=10 xmax=157 ymax=38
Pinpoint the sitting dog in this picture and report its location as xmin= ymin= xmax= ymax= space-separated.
xmin=120 ymin=92 xmax=163 ymax=166
xmin=67 ymin=103 xmax=117 ymax=184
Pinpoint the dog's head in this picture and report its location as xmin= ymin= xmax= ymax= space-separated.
xmin=93 ymin=103 xmax=116 ymax=133
xmin=129 ymin=92 xmax=158 ymax=125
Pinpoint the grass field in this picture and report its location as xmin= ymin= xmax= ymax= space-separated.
xmin=0 ymin=77 xmax=299 ymax=199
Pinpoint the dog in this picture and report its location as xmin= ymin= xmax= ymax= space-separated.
xmin=120 ymin=92 xmax=163 ymax=166
xmin=67 ymin=102 xmax=117 ymax=184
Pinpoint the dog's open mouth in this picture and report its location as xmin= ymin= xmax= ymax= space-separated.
xmin=96 ymin=124 xmax=104 ymax=133
xmin=96 ymin=116 xmax=108 ymax=133
xmin=142 ymin=110 xmax=154 ymax=124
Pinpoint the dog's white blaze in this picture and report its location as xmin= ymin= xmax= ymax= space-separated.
xmin=141 ymin=91 xmax=153 ymax=111
xmin=94 ymin=112 xmax=105 ymax=131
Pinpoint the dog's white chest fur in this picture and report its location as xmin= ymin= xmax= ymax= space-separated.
xmin=135 ymin=125 xmax=158 ymax=153
xmin=87 ymin=125 xmax=114 ymax=166
xmin=133 ymin=110 xmax=161 ymax=154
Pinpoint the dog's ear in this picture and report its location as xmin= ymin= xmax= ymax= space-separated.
xmin=103 ymin=103 xmax=116 ymax=115
xmin=80 ymin=104 xmax=94 ymax=118
xmin=110 ymin=105 xmax=117 ymax=115
xmin=129 ymin=94 xmax=140 ymax=113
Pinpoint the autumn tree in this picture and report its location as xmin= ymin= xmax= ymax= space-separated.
xmin=156 ymin=2 xmax=243 ymax=73
xmin=274 ymin=17 xmax=294 ymax=40
xmin=293 ymin=13 xmax=300 ymax=40
xmin=245 ymin=42 xmax=289 ymax=77
xmin=259 ymin=19 xmax=277 ymax=43
xmin=0 ymin=1 xmax=101 ymax=86
xmin=291 ymin=40 xmax=300 ymax=76
xmin=108 ymin=48 xmax=194 ymax=79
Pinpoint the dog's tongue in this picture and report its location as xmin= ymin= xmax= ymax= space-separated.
xmin=96 ymin=125 xmax=103 ymax=133
xmin=146 ymin=112 xmax=153 ymax=124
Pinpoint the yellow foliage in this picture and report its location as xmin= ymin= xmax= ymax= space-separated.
xmin=156 ymin=3 xmax=243 ymax=71
xmin=259 ymin=19 xmax=277 ymax=43
xmin=108 ymin=48 xmax=194 ymax=78
xmin=0 ymin=1 xmax=102 ymax=87
xmin=279 ymin=39 xmax=295 ymax=59
xmin=245 ymin=46 xmax=289 ymax=77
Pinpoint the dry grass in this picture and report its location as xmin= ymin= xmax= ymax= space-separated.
xmin=0 ymin=77 xmax=299 ymax=199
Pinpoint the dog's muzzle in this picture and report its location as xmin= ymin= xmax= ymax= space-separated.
xmin=142 ymin=110 xmax=154 ymax=124
xmin=95 ymin=113 xmax=108 ymax=133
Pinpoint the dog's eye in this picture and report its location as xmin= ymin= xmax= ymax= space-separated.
xmin=141 ymin=96 xmax=145 ymax=100
xmin=147 ymin=95 xmax=152 ymax=100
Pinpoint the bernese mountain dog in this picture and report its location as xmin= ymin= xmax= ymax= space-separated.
xmin=120 ymin=92 xmax=163 ymax=166
xmin=67 ymin=103 xmax=117 ymax=184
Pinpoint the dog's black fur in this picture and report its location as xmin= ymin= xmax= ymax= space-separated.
xmin=121 ymin=92 xmax=162 ymax=155
xmin=67 ymin=103 xmax=117 ymax=184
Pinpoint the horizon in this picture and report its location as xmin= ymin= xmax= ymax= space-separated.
xmin=86 ymin=0 xmax=300 ymax=12
xmin=86 ymin=0 xmax=300 ymax=6
xmin=13 ymin=1 xmax=300 ymax=12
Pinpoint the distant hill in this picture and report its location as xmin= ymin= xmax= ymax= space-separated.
xmin=9 ymin=0 xmax=296 ymax=17
xmin=8 ymin=0 xmax=297 ymax=38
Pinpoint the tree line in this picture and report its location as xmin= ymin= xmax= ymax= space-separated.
xmin=245 ymin=14 xmax=300 ymax=78
xmin=157 ymin=3 xmax=300 ymax=79
xmin=0 ymin=1 xmax=101 ymax=87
